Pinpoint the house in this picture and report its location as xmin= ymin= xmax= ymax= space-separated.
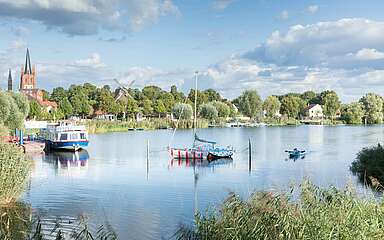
xmin=93 ymin=110 xmax=116 ymax=121
xmin=303 ymin=104 xmax=323 ymax=119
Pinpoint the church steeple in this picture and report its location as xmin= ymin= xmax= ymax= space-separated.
xmin=24 ymin=48 xmax=32 ymax=75
xmin=7 ymin=69 xmax=12 ymax=91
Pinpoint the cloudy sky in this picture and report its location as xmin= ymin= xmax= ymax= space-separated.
xmin=1 ymin=0 xmax=384 ymax=101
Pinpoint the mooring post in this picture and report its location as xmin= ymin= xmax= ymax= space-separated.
xmin=19 ymin=129 xmax=23 ymax=145
xmin=146 ymin=139 xmax=150 ymax=179
xmin=248 ymin=138 xmax=252 ymax=173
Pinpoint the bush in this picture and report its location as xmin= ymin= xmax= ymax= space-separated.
xmin=351 ymin=144 xmax=384 ymax=186
xmin=0 ymin=202 xmax=31 ymax=239
xmin=199 ymin=103 xmax=218 ymax=121
xmin=173 ymin=103 xmax=193 ymax=120
xmin=177 ymin=181 xmax=384 ymax=240
xmin=0 ymin=142 xmax=31 ymax=204
xmin=211 ymin=101 xmax=230 ymax=118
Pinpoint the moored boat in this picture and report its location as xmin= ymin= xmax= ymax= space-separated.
xmin=41 ymin=122 xmax=89 ymax=151
xmin=285 ymin=148 xmax=306 ymax=158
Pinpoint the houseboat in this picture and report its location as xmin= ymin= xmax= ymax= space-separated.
xmin=41 ymin=122 xmax=89 ymax=151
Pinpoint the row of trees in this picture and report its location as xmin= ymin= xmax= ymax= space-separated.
xmin=26 ymin=82 xmax=384 ymax=125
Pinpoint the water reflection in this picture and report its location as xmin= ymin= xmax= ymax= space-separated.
xmin=169 ymin=158 xmax=233 ymax=168
xmin=0 ymin=202 xmax=32 ymax=239
xmin=43 ymin=150 xmax=89 ymax=177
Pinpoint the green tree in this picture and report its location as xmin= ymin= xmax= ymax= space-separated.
xmin=301 ymin=91 xmax=319 ymax=104
xmin=95 ymin=88 xmax=116 ymax=113
xmin=199 ymin=103 xmax=218 ymax=121
xmin=188 ymin=90 xmax=208 ymax=109
xmin=341 ymin=102 xmax=364 ymax=124
xmin=68 ymin=85 xmax=92 ymax=117
xmin=204 ymin=89 xmax=221 ymax=102
xmin=233 ymin=90 xmax=262 ymax=119
xmin=153 ymin=99 xmax=166 ymax=116
xmin=263 ymin=96 xmax=281 ymax=118
xmin=50 ymin=87 xmax=67 ymax=103
xmin=5 ymin=95 xmax=24 ymax=129
xmin=58 ymin=98 xmax=73 ymax=118
xmin=0 ymin=92 xmax=10 ymax=124
xmin=212 ymin=101 xmax=230 ymax=118
xmin=360 ymin=93 xmax=383 ymax=124
xmin=173 ymin=103 xmax=193 ymax=120
xmin=142 ymin=86 xmax=162 ymax=101
xmin=28 ymin=100 xmax=42 ymax=120
xmin=126 ymin=98 xmax=139 ymax=118
xmin=160 ymin=92 xmax=175 ymax=112
xmin=322 ymin=91 xmax=341 ymax=120
xmin=141 ymin=99 xmax=153 ymax=115
xmin=280 ymin=96 xmax=304 ymax=119
xmin=11 ymin=93 xmax=29 ymax=118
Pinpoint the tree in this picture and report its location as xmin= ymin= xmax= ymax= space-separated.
xmin=341 ymin=102 xmax=364 ymax=124
xmin=233 ymin=90 xmax=262 ymax=119
xmin=28 ymin=100 xmax=42 ymax=120
xmin=280 ymin=96 xmax=304 ymax=119
xmin=212 ymin=101 xmax=230 ymax=118
xmin=322 ymin=91 xmax=341 ymax=120
xmin=5 ymin=95 xmax=24 ymax=129
xmin=58 ymin=98 xmax=73 ymax=118
xmin=141 ymin=99 xmax=153 ymax=116
xmin=153 ymin=100 xmax=166 ymax=116
xmin=126 ymin=98 xmax=139 ymax=118
xmin=50 ymin=87 xmax=67 ymax=103
xmin=0 ymin=92 xmax=10 ymax=124
xmin=188 ymin=90 xmax=209 ymax=109
xmin=68 ymin=85 xmax=92 ymax=117
xmin=172 ymin=103 xmax=193 ymax=120
xmin=142 ymin=86 xmax=162 ymax=101
xmin=199 ymin=103 xmax=218 ymax=121
xmin=360 ymin=93 xmax=383 ymax=124
xmin=263 ymin=96 xmax=281 ymax=118
xmin=204 ymin=89 xmax=221 ymax=102
xmin=11 ymin=93 xmax=29 ymax=118
xmin=160 ymin=92 xmax=175 ymax=112
xmin=301 ymin=91 xmax=319 ymax=104
xmin=95 ymin=88 xmax=116 ymax=113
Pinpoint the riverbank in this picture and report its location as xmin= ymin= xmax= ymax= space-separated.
xmin=177 ymin=181 xmax=384 ymax=240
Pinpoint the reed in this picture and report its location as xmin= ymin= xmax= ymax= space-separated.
xmin=0 ymin=142 xmax=31 ymax=205
xmin=176 ymin=181 xmax=384 ymax=240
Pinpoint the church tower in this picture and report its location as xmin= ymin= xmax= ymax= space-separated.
xmin=7 ymin=69 xmax=12 ymax=91
xmin=20 ymin=48 xmax=36 ymax=90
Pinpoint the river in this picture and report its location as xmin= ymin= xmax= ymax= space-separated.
xmin=22 ymin=125 xmax=384 ymax=239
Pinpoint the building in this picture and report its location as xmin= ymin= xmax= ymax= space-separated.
xmin=303 ymin=104 xmax=323 ymax=119
xmin=7 ymin=69 xmax=12 ymax=91
xmin=19 ymin=48 xmax=57 ymax=112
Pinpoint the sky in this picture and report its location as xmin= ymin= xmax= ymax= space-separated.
xmin=1 ymin=0 xmax=384 ymax=102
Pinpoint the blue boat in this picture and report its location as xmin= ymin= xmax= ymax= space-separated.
xmin=285 ymin=148 xmax=306 ymax=158
xmin=41 ymin=122 xmax=89 ymax=151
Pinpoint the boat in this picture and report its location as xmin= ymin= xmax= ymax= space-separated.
xmin=285 ymin=148 xmax=306 ymax=158
xmin=41 ymin=121 xmax=89 ymax=151
xmin=169 ymin=72 xmax=234 ymax=161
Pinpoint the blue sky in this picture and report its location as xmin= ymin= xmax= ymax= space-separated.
xmin=1 ymin=0 xmax=384 ymax=101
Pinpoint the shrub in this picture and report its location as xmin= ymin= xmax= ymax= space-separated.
xmin=173 ymin=103 xmax=193 ymax=120
xmin=199 ymin=103 xmax=218 ymax=121
xmin=211 ymin=101 xmax=230 ymax=118
xmin=351 ymin=143 xmax=384 ymax=185
xmin=0 ymin=142 xmax=31 ymax=204
xmin=0 ymin=202 xmax=31 ymax=239
xmin=177 ymin=181 xmax=384 ymax=240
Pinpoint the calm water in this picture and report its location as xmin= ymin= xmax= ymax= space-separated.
xmin=22 ymin=125 xmax=384 ymax=239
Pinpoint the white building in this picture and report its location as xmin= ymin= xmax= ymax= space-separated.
xmin=303 ymin=104 xmax=323 ymax=119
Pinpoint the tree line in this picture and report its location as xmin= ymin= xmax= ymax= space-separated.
xmin=26 ymin=83 xmax=384 ymax=125
xmin=0 ymin=91 xmax=29 ymax=134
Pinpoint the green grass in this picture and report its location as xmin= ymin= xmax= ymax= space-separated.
xmin=0 ymin=142 xmax=31 ymax=205
xmin=351 ymin=143 xmax=384 ymax=187
xmin=176 ymin=181 xmax=384 ymax=240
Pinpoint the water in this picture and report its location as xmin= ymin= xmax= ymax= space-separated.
xmin=22 ymin=125 xmax=384 ymax=239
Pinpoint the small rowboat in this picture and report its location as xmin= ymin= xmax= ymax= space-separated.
xmin=285 ymin=148 xmax=306 ymax=158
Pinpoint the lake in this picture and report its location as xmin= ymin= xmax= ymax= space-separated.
xmin=22 ymin=125 xmax=384 ymax=239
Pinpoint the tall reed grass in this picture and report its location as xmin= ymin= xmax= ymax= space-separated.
xmin=0 ymin=142 xmax=31 ymax=205
xmin=176 ymin=181 xmax=384 ymax=240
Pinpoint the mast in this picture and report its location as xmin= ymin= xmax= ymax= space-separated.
xmin=194 ymin=71 xmax=198 ymax=133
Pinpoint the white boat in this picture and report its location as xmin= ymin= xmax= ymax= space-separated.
xmin=41 ymin=122 xmax=89 ymax=151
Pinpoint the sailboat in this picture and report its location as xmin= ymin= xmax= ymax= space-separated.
xmin=169 ymin=71 xmax=234 ymax=161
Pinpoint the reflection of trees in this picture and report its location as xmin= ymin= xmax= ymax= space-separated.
xmin=0 ymin=202 xmax=32 ymax=240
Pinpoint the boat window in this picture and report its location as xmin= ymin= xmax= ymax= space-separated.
xmin=70 ymin=133 xmax=78 ymax=140
xmin=80 ymin=133 xmax=87 ymax=140
xmin=60 ymin=133 xmax=68 ymax=140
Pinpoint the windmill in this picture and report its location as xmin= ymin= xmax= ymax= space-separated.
xmin=113 ymin=78 xmax=135 ymax=102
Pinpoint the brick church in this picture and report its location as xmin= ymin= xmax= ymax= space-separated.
xmin=19 ymin=49 xmax=57 ymax=111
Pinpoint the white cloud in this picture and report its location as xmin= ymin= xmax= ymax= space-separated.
xmin=307 ymin=5 xmax=319 ymax=14
xmin=0 ymin=0 xmax=180 ymax=35
xmin=212 ymin=0 xmax=235 ymax=10
xmin=349 ymin=48 xmax=384 ymax=60
xmin=278 ymin=10 xmax=289 ymax=20
xmin=74 ymin=53 xmax=106 ymax=68
xmin=10 ymin=38 xmax=26 ymax=49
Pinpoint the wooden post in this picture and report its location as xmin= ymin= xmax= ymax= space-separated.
xmin=248 ymin=138 xmax=251 ymax=173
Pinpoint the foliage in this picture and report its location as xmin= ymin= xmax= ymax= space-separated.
xmin=0 ymin=202 xmax=31 ymax=240
xmin=177 ymin=181 xmax=384 ymax=240
xmin=0 ymin=92 xmax=10 ymax=124
xmin=28 ymin=100 xmax=43 ymax=120
xmin=233 ymin=90 xmax=262 ymax=119
xmin=351 ymin=143 xmax=384 ymax=185
xmin=11 ymin=93 xmax=30 ymax=118
xmin=280 ymin=95 xmax=305 ymax=119
xmin=199 ymin=103 xmax=218 ymax=121
xmin=360 ymin=93 xmax=383 ymax=124
xmin=4 ymin=94 xmax=24 ymax=130
xmin=173 ymin=103 xmax=193 ymax=120
xmin=341 ymin=102 xmax=365 ymax=124
xmin=0 ymin=142 xmax=31 ymax=204
xmin=322 ymin=90 xmax=341 ymax=119
xmin=263 ymin=96 xmax=281 ymax=118
xmin=301 ymin=91 xmax=319 ymax=104
xmin=58 ymin=97 xmax=73 ymax=118
xmin=211 ymin=101 xmax=230 ymax=118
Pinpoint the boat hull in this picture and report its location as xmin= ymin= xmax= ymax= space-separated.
xmin=169 ymin=148 xmax=207 ymax=160
xmin=45 ymin=140 xmax=89 ymax=151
